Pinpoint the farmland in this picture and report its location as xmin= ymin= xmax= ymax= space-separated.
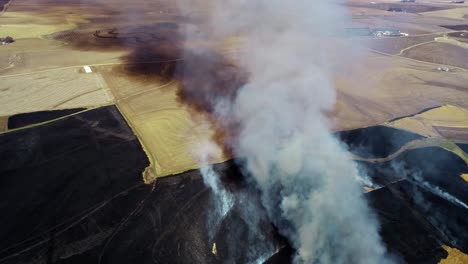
xmin=0 ymin=0 xmax=468 ymax=262
xmin=0 ymin=67 xmax=113 ymax=116
xmin=98 ymin=64 xmax=229 ymax=182
xmin=0 ymin=116 xmax=7 ymax=131
xmin=387 ymin=105 xmax=468 ymax=138
xmin=401 ymin=41 xmax=468 ymax=69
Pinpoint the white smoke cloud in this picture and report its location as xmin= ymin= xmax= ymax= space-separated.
xmin=184 ymin=1 xmax=392 ymax=263
xmin=413 ymin=174 xmax=468 ymax=210
xmin=390 ymin=162 xmax=468 ymax=210
xmin=193 ymin=139 xmax=234 ymax=241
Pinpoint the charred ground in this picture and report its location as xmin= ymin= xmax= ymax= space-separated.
xmin=335 ymin=125 xmax=424 ymax=159
xmin=7 ymin=107 xmax=86 ymax=129
xmin=1 ymin=1 xmax=468 ymax=263
xmin=1 ymin=110 xmax=467 ymax=263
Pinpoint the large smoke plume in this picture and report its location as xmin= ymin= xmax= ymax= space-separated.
xmin=179 ymin=1 xmax=392 ymax=263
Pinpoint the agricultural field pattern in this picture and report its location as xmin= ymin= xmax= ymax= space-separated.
xmin=0 ymin=0 xmax=467 ymax=264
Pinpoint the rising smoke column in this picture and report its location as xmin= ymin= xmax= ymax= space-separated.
xmin=181 ymin=1 xmax=392 ymax=263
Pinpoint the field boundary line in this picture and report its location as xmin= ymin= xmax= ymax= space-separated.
xmin=398 ymin=40 xmax=435 ymax=56
xmin=0 ymin=60 xmax=181 ymax=79
xmin=0 ymin=104 xmax=112 ymax=135
xmin=0 ymin=48 xmax=246 ymax=79
xmin=368 ymin=47 xmax=468 ymax=72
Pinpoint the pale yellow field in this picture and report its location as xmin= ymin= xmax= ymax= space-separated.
xmin=0 ymin=38 xmax=124 ymax=75
xmin=0 ymin=116 xmax=8 ymax=132
xmin=0 ymin=1 xmax=124 ymax=76
xmin=461 ymin=174 xmax=468 ymax=182
xmin=100 ymin=65 xmax=227 ymax=182
xmin=0 ymin=67 xmax=113 ymax=115
xmin=0 ymin=11 xmax=84 ymax=39
xmin=386 ymin=105 xmax=468 ymax=137
xmin=439 ymin=246 xmax=468 ymax=264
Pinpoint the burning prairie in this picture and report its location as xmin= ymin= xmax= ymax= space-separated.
xmin=0 ymin=0 xmax=468 ymax=263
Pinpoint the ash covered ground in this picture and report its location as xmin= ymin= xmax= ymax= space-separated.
xmin=0 ymin=107 xmax=467 ymax=263
xmin=1 ymin=0 xmax=468 ymax=263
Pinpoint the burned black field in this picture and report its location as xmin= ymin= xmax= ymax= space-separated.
xmin=335 ymin=125 xmax=423 ymax=159
xmin=7 ymin=107 xmax=86 ymax=129
xmin=0 ymin=108 xmax=467 ymax=263
xmin=0 ymin=106 xmax=287 ymax=263
xmin=458 ymin=143 xmax=468 ymax=154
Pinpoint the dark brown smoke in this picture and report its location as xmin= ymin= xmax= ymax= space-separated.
xmin=45 ymin=4 xmax=248 ymax=155
xmin=49 ymin=22 xmax=184 ymax=52
xmin=117 ymin=29 xmax=248 ymax=156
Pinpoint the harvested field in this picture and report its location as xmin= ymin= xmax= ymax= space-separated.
xmin=0 ymin=67 xmax=113 ymax=116
xmin=0 ymin=0 xmax=240 ymax=180
xmin=434 ymin=126 xmax=468 ymax=140
xmin=332 ymin=52 xmax=468 ymax=130
xmin=0 ymin=38 xmax=123 ymax=75
xmin=462 ymin=174 xmax=468 ymax=182
xmin=0 ymin=11 xmax=83 ymax=39
xmin=368 ymin=34 xmax=438 ymax=55
xmin=440 ymin=246 xmax=468 ymax=264
xmin=0 ymin=116 xmax=7 ymax=132
xmin=387 ymin=105 xmax=468 ymax=138
xmin=4 ymin=0 xmax=467 ymax=158
xmin=436 ymin=35 xmax=468 ymax=49
xmin=347 ymin=3 xmax=451 ymax=14
xmin=421 ymin=6 xmax=468 ymax=20
xmin=7 ymin=107 xmax=85 ymax=129
xmin=1 ymin=1 xmax=467 ymax=263
xmin=401 ymin=41 xmax=468 ymax=69
xmin=344 ymin=15 xmax=445 ymax=36
xmin=99 ymin=64 xmax=228 ymax=181
xmin=371 ymin=13 xmax=467 ymax=34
